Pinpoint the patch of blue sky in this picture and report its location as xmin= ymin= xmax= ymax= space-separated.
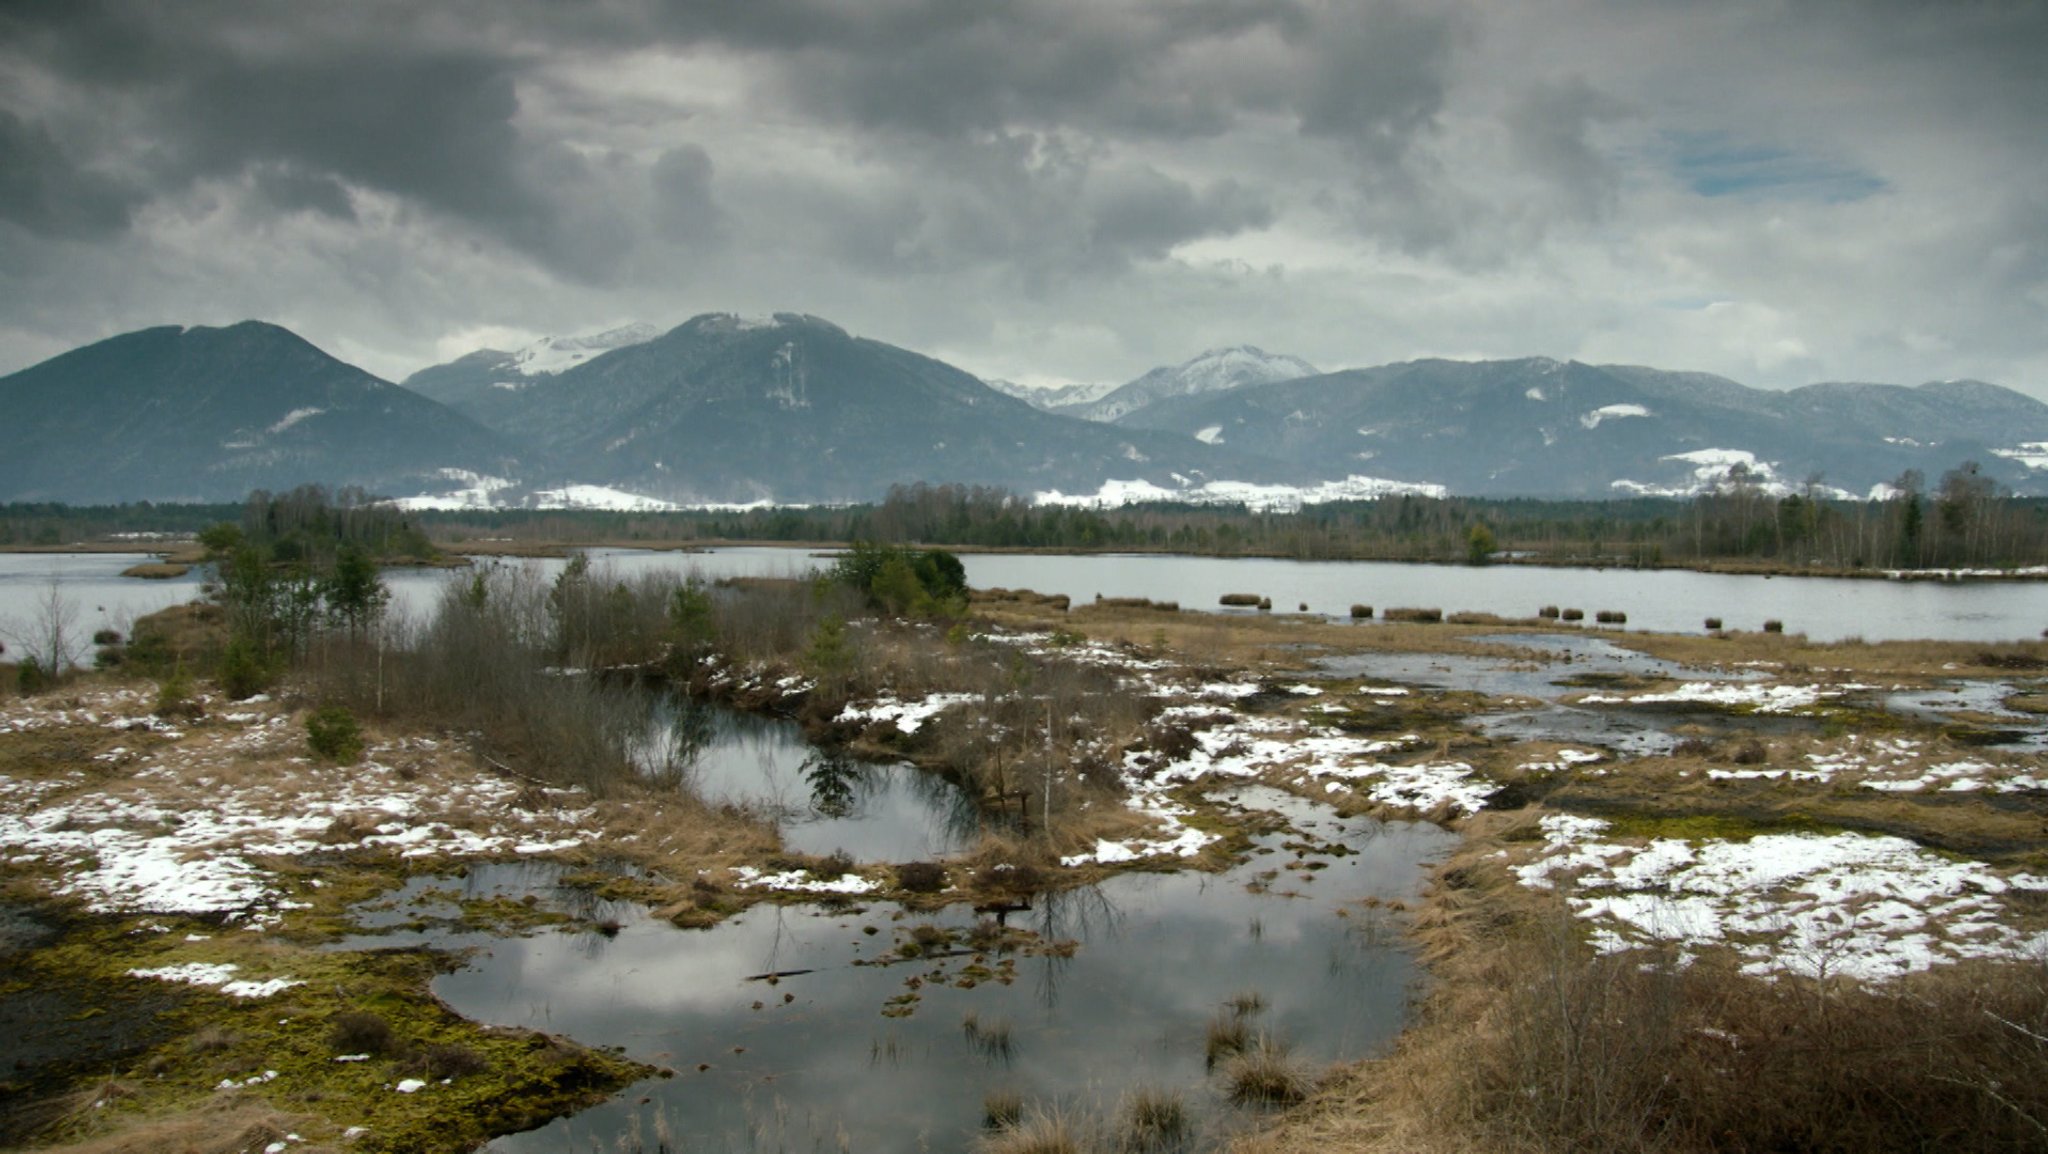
xmin=1661 ymin=130 xmax=1886 ymax=202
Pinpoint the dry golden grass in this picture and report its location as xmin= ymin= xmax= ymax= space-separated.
xmin=27 ymin=1093 xmax=326 ymax=1154
xmin=1240 ymin=810 xmax=2048 ymax=1154
xmin=117 ymin=562 xmax=190 ymax=580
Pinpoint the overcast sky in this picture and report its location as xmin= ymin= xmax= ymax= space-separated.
xmin=1 ymin=0 xmax=2044 ymax=396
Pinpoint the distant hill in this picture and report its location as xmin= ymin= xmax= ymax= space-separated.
xmin=468 ymin=313 xmax=1274 ymax=504
xmin=1067 ymin=346 xmax=1318 ymax=423
xmin=401 ymin=322 xmax=662 ymax=420
xmin=0 ymin=322 xmax=524 ymax=504
xmin=1116 ymin=357 xmax=2048 ymax=498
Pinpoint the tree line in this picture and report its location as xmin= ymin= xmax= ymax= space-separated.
xmin=9 ymin=466 xmax=2048 ymax=572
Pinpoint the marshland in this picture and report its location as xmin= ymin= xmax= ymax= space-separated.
xmin=3 ymin=497 xmax=2047 ymax=1153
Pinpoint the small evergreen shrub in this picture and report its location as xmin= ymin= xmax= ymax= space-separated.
xmin=306 ymin=706 xmax=365 ymax=763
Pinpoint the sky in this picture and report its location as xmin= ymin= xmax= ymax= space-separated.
xmin=1 ymin=0 xmax=2044 ymax=397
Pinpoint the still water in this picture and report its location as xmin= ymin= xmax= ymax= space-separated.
xmin=421 ymin=787 xmax=1450 ymax=1153
xmin=6 ymin=545 xmax=2041 ymax=647
xmin=644 ymin=702 xmax=984 ymax=861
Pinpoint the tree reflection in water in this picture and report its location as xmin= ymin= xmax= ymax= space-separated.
xmin=802 ymin=750 xmax=864 ymax=818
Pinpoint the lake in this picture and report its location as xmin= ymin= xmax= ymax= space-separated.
xmin=5 ymin=545 xmax=2043 ymax=661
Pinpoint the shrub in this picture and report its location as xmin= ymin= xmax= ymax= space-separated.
xmin=1257 ymin=597 xmax=1272 ymax=611
xmin=217 ymin=633 xmax=268 ymax=699
xmin=1219 ymin=593 xmax=1262 ymax=607
xmin=92 ymin=628 xmax=122 ymax=646
xmin=1595 ymin=609 xmax=1627 ymax=624
xmin=1350 ymin=604 xmax=1373 ymax=619
xmin=1731 ymin=738 xmax=1768 ymax=765
xmin=1704 ymin=617 xmax=1723 ymax=630
xmin=154 ymin=667 xmax=199 ymax=719
xmin=896 ymin=861 xmax=947 ymax=893
xmin=1539 ymin=605 xmax=1561 ymax=618
xmin=306 ymin=705 xmax=365 ymax=763
xmin=1384 ymin=607 xmax=1443 ymax=623
xmin=1560 ymin=608 xmax=1585 ymax=621
xmin=329 ymin=1010 xmax=394 ymax=1056
xmin=1763 ymin=618 xmax=1785 ymax=633
xmin=16 ymin=657 xmax=47 ymax=694
xmin=419 ymin=1042 xmax=487 ymax=1080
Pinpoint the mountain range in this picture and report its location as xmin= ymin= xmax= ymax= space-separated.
xmin=3 ymin=316 xmax=2046 ymax=508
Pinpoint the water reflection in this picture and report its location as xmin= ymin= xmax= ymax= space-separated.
xmin=638 ymin=697 xmax=987 ymax=862
xmin=433 ymin=803 xmax=1451 ymax=1153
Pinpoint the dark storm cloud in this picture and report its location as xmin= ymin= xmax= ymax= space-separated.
xmin=0 ymin=0 xmax=2043 ymax=397
xmin=0 ymin=2 xmax=617 ymax=273
xmin=0 ymin=110 xmax=140 ymax=238
xmin=650 ymin=145 xmax=722 ymax=243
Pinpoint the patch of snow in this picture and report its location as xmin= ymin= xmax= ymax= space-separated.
xmin=730 ymin=866 xmax=880 ymax=895
xmin=510 ymin=322 xmax=661 ymax=376
xmin=1515 ymin=815 xmax=2048 ymax=982
xmin=530 ymin=485 xmax=679 ymax=512
xmin=267 ymin=407 xmax=323 ymax=434
xmin=836 ymin=693 xmax=978 ymax=735
xmin=1579 ymin=403 xmax=1651 ymax=429
xmin=1194 ymin=425 xmax=1225 ymax=445
xmin=128 ymin=963 xmax=304 ymax=998
xmin=1579 ymin=681 xmax=1835 ymax=714
xmin=1991 ymin=442 xmax=2048 ymax=471
xmin=1035 ymin=474 xmax=1447 ymax=513
xmin=386 ymin=468 xmax=516 ymax=512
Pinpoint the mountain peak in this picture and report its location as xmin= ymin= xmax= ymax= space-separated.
xmin=509 ymin=322 xmax=662 ymax=375
xmin=1070 ymin=344 xmax=1319 ymax=423
xmin=681 ymin=312 xmax=850 ymax=339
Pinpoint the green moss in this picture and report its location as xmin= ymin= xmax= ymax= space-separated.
xmin=4 ymin=862 xmax=650 ymax=1152
xmin=1597 ymin=811 xmax=1832 ymax=843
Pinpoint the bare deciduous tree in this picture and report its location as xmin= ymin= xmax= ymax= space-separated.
xmin=1 ymin=571 xmax=82 ymax=678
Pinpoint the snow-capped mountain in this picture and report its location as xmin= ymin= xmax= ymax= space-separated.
xmin=507 ymin=322 xmax=663 ymax=377
xmin=1066 ymin=346 xmax=1320 ymax=422
xmin=403 ymin=322 xmax=662 ymax=419
xmin=8 ymin=318 xmax=2048 ymax=507
xmin=983 ymin=377 xmax=1122 ymax=412
xmin=1118 ymin=357 xmax=2048 ymax=498
xmin=460 ymin=312 xmax=1276 ymax=504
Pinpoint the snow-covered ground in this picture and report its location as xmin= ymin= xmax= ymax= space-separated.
xmin=0 ymin=689 xmax=594 ymax=923
xmin=1577 ymin=680 xmax=1851 ymax=714
xmin=1034 ymin=473 xmax=1448 ymax=513
xmin=1516 ymin=813 xmax=2048 ymax=982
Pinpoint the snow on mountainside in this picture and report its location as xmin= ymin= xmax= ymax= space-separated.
xmin=1070 ymin=346 xmax=1319 ymax=422
xmin=401 ymin=323 xmax=663 ymax=416
xmin=1036 ymin=474 xmax=1446 ymax=513
xmin=504 ymin=322 xmax=664 ymax=381
xmin=984 ymin=377 xmax=1122 ymax=411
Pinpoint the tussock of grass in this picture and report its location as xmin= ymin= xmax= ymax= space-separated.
xmin=983 ymin=1088 xmax=1025 ymax=1129
xmin=978 ymin=1106 xmax=1087 ymax=1154
xmin=1224 ymin=1036 xmax=1311 ymax=1105
xmin=1205 ymin=1011 xmax=1251 ymax=1067
xmin=1118 ymin=1086 xmax=1187 ymax=1150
